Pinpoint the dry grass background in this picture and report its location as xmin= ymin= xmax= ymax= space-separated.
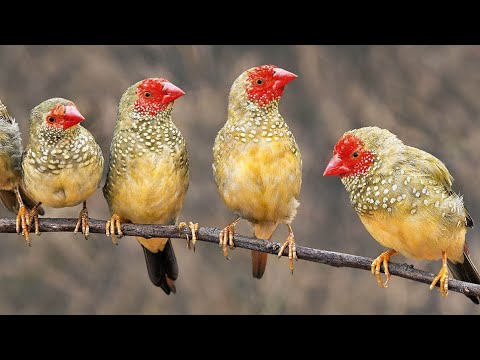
xmin=0 ymin=45 xmax=479 ymax=314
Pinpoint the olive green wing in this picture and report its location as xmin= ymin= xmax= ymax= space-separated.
xmin=404 ymin=145 xmax=473 ymax=228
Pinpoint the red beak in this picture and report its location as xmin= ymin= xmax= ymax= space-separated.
xmin=63 ymin=104 xmax=85 ymax=130
xmin=162 ymin=81 xmax=185 ymax=104
xmin=323 ymin=154 xmax=350 ymax=176
xmin=272 ymin=67 xmax=298 ymax=91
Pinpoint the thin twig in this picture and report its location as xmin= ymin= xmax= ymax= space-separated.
xmin=1 ymin=217 xmax=479 ymax=298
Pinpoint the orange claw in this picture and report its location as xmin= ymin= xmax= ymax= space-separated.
xmin=219 ymin=218 xmax=241 ymax=259
xmin=179 ymin=221 xmax=199 ymax=251
xmin=16 ymin=205 xmax=31 ymax=246
xmin=74 ymin=201 xmax=90 ymax=239
xmin=430 ymin=251 xmax=449 ymax=298
xmin=106 ymin=214 xmax=122 ymax=245
xmin=371 ymin=249 xmax=398 ymax=288
xmin=277 ymin=224 xmax=298 ymax=274
xmin=29 ymin=202 xmax=42 ymax=236
xmin=14 ymin=187 xmax=31 ymax=246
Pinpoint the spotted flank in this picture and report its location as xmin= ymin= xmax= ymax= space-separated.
xmin=25 ymin=127 xmax=102 ymax=175
xmin=328 ymin=128 xmax=466 ymax=225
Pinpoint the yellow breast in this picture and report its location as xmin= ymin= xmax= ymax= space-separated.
xmin=359 ymin=209 xmax=465 ymax=262
xmin=23 ymin=157 xmax=103 ymax=208
xmin=214 ymin=140 xmax=301 ymax=224
xmin=107 ymin=151 xmax=188 ymax=225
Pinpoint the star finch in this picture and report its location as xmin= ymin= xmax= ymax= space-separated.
xmin=103 ymin=78 xmax=196 ymax=295
xmin=324 ymin=126 xmax=480 ymax=303
xmin=213 ymin=65 xmax=302 ymax=278
xmin=22 ymin=98 xmax=104 ymax=239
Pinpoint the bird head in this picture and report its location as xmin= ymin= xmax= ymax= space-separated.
xmin=323 ymin=127 xmax=403 ymax=178
xmin=30 ymin=98 xmax=85 ymax=138
xmin=121 ymin=78 xmax=185 ymax=118
xmin=323 ymin=133 xmax=375 ymax=177
xmin=229 ymin=65 xmax=297 ymax=109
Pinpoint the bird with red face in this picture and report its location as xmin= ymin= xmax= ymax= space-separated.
xmin=22 ymin=98 xmax=104 ymax=239
xmin=213 ymin=65 xmax=302 ymax=278
xmin=324 ymin=126 xmax=480 ymax=303
xmin=103 ymin=78 xmax=195 ymax=295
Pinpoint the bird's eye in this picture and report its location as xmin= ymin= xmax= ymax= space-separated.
xmin=256 ymin=79 xmax=263 ymax=85
xmin=47 ymin=116 xmax=55 ymax=123
xmin=145 ymin=92 xmax=151 ymax=98
xmin=353 ymin=152 xmax=359 ymax=158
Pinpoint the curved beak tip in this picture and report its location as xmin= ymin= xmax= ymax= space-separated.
xmin=323 ymin=167 xmax=334 ymax=176
xmin=63 ymin=104 xmax=85 ymax=129
xmin=272 ymin=68 xmax=298 ymax=90
xmin=163 ymin=82 xmax=185 ymax=100
xmin=274 ymin=67 xmax=298 ymax=81
xmin=323 ymin=154 xmax=344 ymax=176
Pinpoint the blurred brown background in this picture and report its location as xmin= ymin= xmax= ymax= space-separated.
xmin=0 ymin=45 xmax=479 ymax=314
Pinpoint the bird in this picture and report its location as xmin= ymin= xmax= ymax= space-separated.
xmin=0 ymin=99 xmax=44 ymax=244
xmin=103 ymin=77 xmax=196 ymax=295
xmin=323 ymin=126 xmax=480 ymax=303
xmin=213 ymin=64 xmax=302 ymax=279
xmin=22 ymin=98 xmax=104 ymax=239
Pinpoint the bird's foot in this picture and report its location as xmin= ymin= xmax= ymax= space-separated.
xmin=74 ymin=202 xmax=89 ymax=239
xmin=371 ymin=249 xmax=398 ymax=288
xmin=14 ymin=187 xmax=31 ymax=246
xmin=179 ymin=222 xmax=199 ymax=251
xmin=106 ymin=214 xmax=122 ymax=245
xmin=219 ymin=218 xmax=241 ymax=259
xmin=277 ymin=224 xmax=298 ymax=274
xmin=430 ymin=251 xmax=449 ymax=298
xmin=29 ymin=203 xmax=42 ymax=236
xmin=16 ymin=205 xmax=31 ymax=246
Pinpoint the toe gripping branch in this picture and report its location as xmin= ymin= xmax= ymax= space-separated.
xmin=277 ymin=224 xmax=298 ymax=274
xmin=178 ymin=221 xmax=199 ymax=251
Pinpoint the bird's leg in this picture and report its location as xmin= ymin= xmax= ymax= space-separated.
xmin=29 ymin=202 xmax=42 ymax=236
xmin=105 ymin=214 xmax=122 ymax=245
xmin=277 ymin=224 xmax=298 ymax=274
xmin=14 ymin=187 xmax=31 ymax=246
xmin=178 ymin=221 xmax=199 ymax=251
xmin=430 ymin=251 xmax=449 ymax=298
xmin=371 ymin=249 xmax=398 ymax=288
xmin=219 ymin=217 xmax=241 ymax=259
xmin=74 ymin=201 xmax=90 ymax=239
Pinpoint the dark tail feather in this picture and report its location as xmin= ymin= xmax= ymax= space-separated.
xmin=251 ymin=251 xmax=268 ymax=279
xmin=448 ymin=251 xmax=480 ymax=304
xmin=142 ymin=240 xmax=178 ymax=295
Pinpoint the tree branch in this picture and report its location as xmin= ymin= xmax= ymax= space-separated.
xmin=1 ymin=217 xmax=479 ymax=298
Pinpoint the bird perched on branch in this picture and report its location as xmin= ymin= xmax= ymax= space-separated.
xmin=0 ymin=99 xmax=44 ymax=244
xmin=103 ymin=78 xmax=196 ymax=295
xmin=323 ymin=126 xmax=480 ymax=303
xmin=213 ymin=65 xmax=302 ymax=279
xmin=22 ymin=98 xmax=104 ymax=239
